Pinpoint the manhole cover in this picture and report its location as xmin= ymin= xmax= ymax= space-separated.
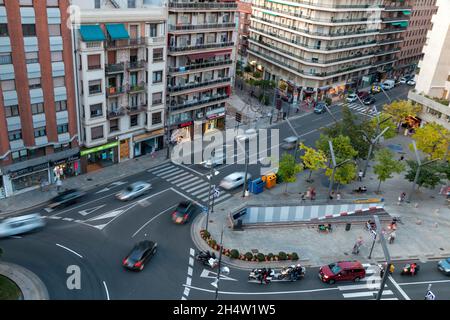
xmin=440 ymin=248 xmax=444 ymax=251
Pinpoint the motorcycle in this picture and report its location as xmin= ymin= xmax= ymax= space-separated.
xmin=248 ymin=268 xmax=275 ymax=284
xmin=277 ymin=265 xmax=306 ymax=281
xmin=195 ymin=250 xmax=219 ymax=269
xmin=318 ymin=224 xmax=332 ymax=233
xmin=401 ymin=263 xmax=420 ymax=276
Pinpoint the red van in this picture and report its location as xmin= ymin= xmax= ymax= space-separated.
xmin=319 ymin=261 xmax=366 ymax=284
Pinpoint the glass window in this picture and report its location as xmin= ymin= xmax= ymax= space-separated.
xmin=152 ymin=112 xmax=162 ymax=125
xmin=149 ymin=24 xmax=157 ymax=37
xmin=152 ymin=71 xmax=163 ymax=83
xmin=53 ymin=76 xmax=65 ymax=87
xmin=130 ymin=114 xmax=138 ymax=127
xmin=90 ymin=103 xmax=103 ymax=118
xmin=25 ymin=51 xmax=39 ymax=64
xmin=152 ymin=92 xmax=162 ymax=105
xmin=22 ymin=24 xmax=36 ymax=37
xmin=88 ymin=79 xmax=102 ymax=95
xmin=1 ymin=80 xmax=15 ymax=91
xmin=29 ymin=78 xmax=41 ymax=89
xmin=110 ymin=119 xmax=119 ymax=132
xmin=153 ymin=48 xmax=163 ymax=62
xmin=87 ymin=54 xmax=101 ymax=70
xmin=20 ymin=0 xmax=33 ymax=5
xmin=55 ymin=100 xmax=67 ymax=112
xmin=8 ymin=130 xmax=22 ymax=141
xmin=31 ymin=103 xmax=44 ymax=114
xmin=4 ymin=105 xmax=19 ymax=118
xmin=0 ymin=24 xmax=8 ymax=37
xmin=34 ymin=127 xmax=46 ymax=138
xmin=57 ymin=123 xmax=69 ymax=134
xmin=91 ymin=126 xmax=104 ymax=140
xmin=0 ymin=53 xmax=12 ymax=65
xmin=47 ymin=0 xmax=59 ymax=7
xmin=48 ymin=24 xmax=61 ymax=36
xmin=51 ymin=51 xmax=63 ymax=62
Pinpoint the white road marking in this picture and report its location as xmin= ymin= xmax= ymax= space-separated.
xmin=175 ymin=162 xmax=205 ymax=176
xmin=183 ymin=287 xmax=190 ymax=296
xmin=182 ymin=182 xmax=209 ymax=193
xmin=188 ymin=267 xmax=193 ymax=276
xmin=189 ymin=257 xmax=194 ymax=267
xmin=156 ymin=168 xmax=180 ymax=176
xmin=149 ymin=163 xmax=172 ymax=172
xmin=192 ymin=186 xmax=211 ymax=196
xmin=200 ymin=269 xmax=238 ymax=281
xmin=9 ymin=236 xmax=22 ymax=239
xmin=166 ymin=172 xmax=192 ymax=182
xmin=152 ymin=166 xmax=176 ymax=175
xmin=87 ymin=209 xmax=127 ymax=222
xmin=50 ymin=192 xmax=117 ymax=217
xmin=190 ymin=248 xmax=195 ymax=256
xmin=343 ymin=290 xmax=393 ymax=298
xmin=103 ymin=281 xmax=110 ymax=300
xmin=62 ymin=218 xmax=73 ymax=221
xmin=338 ymin=283 xmax=383 ymax=291
xmin=131 ymin=204 xmax=178 ymax=238
xmin=177 ymin=177 xmax=201 ymax=188
xmin=181 ymin=296 xmax=187 ymax=300
xmin=397 ymin=279 xmax=450 ymax=286
xmin=159 ymin=169 xmax=185 ymax=179
xmin=96 ymin=188 xmax=110 ymax=194
xmin=388 ymin=275 xmax=411 ymax=300
xmin=214 ymin=193 xmax=232 ymax=203
xmin=56 ymin=243 xmax=83 ymax=258
xmin=186 ymin=277 xmax=192 ymax=286
xmin=183 ymin=284 xmax=340 ymax=295
xmin=109 ymin=181 xmax=127 ymax=187
xmin=78 ymin=204 xmax=107 ymax=216
xmin=168 ymin=174 xmax=194 ymax=185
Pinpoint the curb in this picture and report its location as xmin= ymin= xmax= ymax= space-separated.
xmin=0 ymin=262 xmax=49 ymax=300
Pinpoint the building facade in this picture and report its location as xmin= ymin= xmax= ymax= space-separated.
xmin=167 ymin=0 xmax=237 ymax=143
xmin=237 ymin=0 xmax=252 ymax=66
xmin=72 ymin=0 xmax=167 ymax=173
xmin=247 ymin=0 xmax=413 ymax=101
xmin=408 ymin=0 xmax=450 ymax=130
xmin=0 ymin=0 xmax=79 ymax=198
xmin=393 ymin=0 xmax=438 ymax=78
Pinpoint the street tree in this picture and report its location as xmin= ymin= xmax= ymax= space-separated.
xmin=382 ymin=100 xmax=422 ymax=128
xmin=405 ymin=160 xmax=444 ymax=190
xmin=411 ymin=122 xmax=450 ymax=160
xmin=436 ymin=161 xmax=450 ymax=180
xmin=277 ymin=153 xmax=303 ymax=193
xmin=326 ymin=162 xmax=357 ymax=191
xmin=373 ymin=148 xmax=405 ymax=192
xmin=369 ymin=113 xmax=397 ymax=140
xmin=299 ymin=143 xmax=327 ymax=182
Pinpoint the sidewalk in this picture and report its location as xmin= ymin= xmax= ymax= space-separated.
xmin=0 ymin=262 xmax=49 ymax=300
xmin=0 ymin=150 xmax=168 ymax=216
xmin=192 ymin=134 xmax=450 ymax=268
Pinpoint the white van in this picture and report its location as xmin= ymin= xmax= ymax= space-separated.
xmin=0 ymin=213 xmax=46 ymax=238
xmin=381 ymin=80 xmax=395 ymax=90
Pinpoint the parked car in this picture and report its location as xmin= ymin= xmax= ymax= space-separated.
xmin=400 ymin=75 xmax=413 ymax=84
xmin=357 ymin=91 xmax=369 ymax=100
xmin=346 ymin=93 xmax=358 ymax=103
xmin=203 ymin=151 xmax=225 ymax=168
xmin=438 ymin=258 xmax=450 ymax=275
xmin=281 ymin=136 xmax=299 ymax=150
xmin=407 ymin=79 xmax=416 ymax=86
xmin=47 ymin=189 xmax=86 ymax=209
xmin=319 ymin=261 xmax=366 ymax=284
xmin=235 ymin=129 xmax=258 ymax=142
xmin=122 ymin=240 xmax=158 ymax=271
xmin=171 ymin=201 xmax=196 ymax=224
xmin=381 ymin=79 xmax=395 ymax=90
xmin=219 ymin=172 xmax=252 ymax=190
xmin=0 ymin=213 xmax=46 ymax=238
xmin=314 ymin=102 xmax=327 ymax=114
xmin=116 ymin=181 xmax=152 ymax=201
xmin=363 ymin=96 xmax=376 ymax=105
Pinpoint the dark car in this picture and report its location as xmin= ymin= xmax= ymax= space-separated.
xmin=319 ymin=261 xmax=366 ymax=284
xmin=314 ymin=102 xmax=327 ymax=114
xmin=357 ymin=91 xmax=369 ymax=100
xmin=363 ymin=96 xmax=376 ymax=105
xmin=47 ymin=189 xmax=86 ymax=209
xmin=172 ymin=201 xmax=196 ymax=224
xmin=122 ymin=240 xmax=157 ymax=271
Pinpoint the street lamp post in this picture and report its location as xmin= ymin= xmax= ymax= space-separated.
xmin=327 ymin=141 xmax=353 ymax=199
xmin=205 ymin=161 xmax=219 ymax=232
xmin=214 ymin=226 xmax=224 ymax=300
xmin=368 ymin=230 xmax=377 ymax=259
xmin=242 ymin=150 xmax=249 ymax=197
xmin=361 ymin=126 xmax=390 ymax=178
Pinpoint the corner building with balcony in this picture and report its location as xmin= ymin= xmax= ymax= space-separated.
xmin=167 ymin=0 xmax=237 ymax=143
xmin=0 ymin=0 xmax=79 ymax=198
xmin=247 ymin=0 xmax=412 ymax=101
xmin=72 ymin=0 xmax=167 ymax=173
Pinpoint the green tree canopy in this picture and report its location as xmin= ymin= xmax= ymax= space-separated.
xmin=325 ymin=162 xmax=357 ymax=188
xmin=277 ymin=153 xmax=303 ymax=192
xmin=373 ymin=148 xmax=405 ymax=192
xmin=405 ymin=160 xmax=444 ymax=190
xmin=382 ymin=100 xmax=422 ymax=125
xmin=411 ymin=122 xmax=450 ymax=161
xmin=368 ymin=113 xmax=397 ymax=140
xmin=299 ymin=143 xmax=328 ymax=181
xmin=316 ymin=134 xmax=358 ymax=163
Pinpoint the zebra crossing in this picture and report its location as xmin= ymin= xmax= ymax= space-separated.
xmin=338 ymin=102 xmax=381 ymax=118
xmin=149 ymin=163 xmax=233 ymax=205
xmin=338 ymin=263 xmax=399 ymax=300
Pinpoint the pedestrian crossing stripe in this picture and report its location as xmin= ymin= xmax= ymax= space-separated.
xmin=165 ymin=172 xmax=192 ymax=182
xmin=182 ymin=182 xmax=209 ymax=193
xmin=155 ymin=167 xmax=180 ymax=176
xmin=343 ymin=290 xmax=393 ymax=299
xmin=153 ymin=165 xmax=178 ymax=175
xmin=159 ymin=169 xmax=186 ymax=179
xmin=151 ymin=163 xmax=174 ymax=172
xmin=191 ymin=186 xmax=212 ymax=196
xmin=177 ymin=177 xmax=203 ymax=188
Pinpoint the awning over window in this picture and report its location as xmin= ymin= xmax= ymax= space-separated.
xmin=106 ymin=24 xmax=130 ymax=40
xmin=391 ymin=21 xmax=408 ymax=27
xmin=402 ymin=10 xmax=411 ymax=15
xmin=79 ymin=25 xmax=105 ymax=42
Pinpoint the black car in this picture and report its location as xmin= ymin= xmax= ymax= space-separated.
xmin=122 ymin=240 xmax=158 ymax=271
xmin=47 ymin=189 xmax=86 ymax=209
xmin=172 ymin=201 xmax=196 ymax=224
xmin=363 ymin=96 xmax=376 ymax=105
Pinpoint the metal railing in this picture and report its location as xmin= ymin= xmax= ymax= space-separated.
xmin=379 ymin=27 xmax=407 ymax=33
xmin=169 ymin=23 xmax=235 ymax=31
xmin=107 ymin=107 xmax=126 ymax=119
xmin=168 ymin=2 xmax=237 ymax=9
xmin=377 ymin=37 xmax=404 ymax=44
xmin=106 ymin=37 xmax=146 ymax=49
xmin=168 ymin=77 xmax=231 ymax=93
xmin=127 ymin=104 xmax=147 ymax=113
xmin=381 ymin=16 xmax=410 ymax=22
xmin=168 ymin=59 xmax=232 ymax=73
xmin=127 ymin=82 xmax=147 ymax=93
xmin=169 ymin=42 xmax=234 ymax=53
xmin=251 ymin=0 xmax=384 ymax=10
xmin=384 ymin=6 xmax=412 ymax=11
xmin=105 ymin=63 xmax=125 ymax=74
xmin=106 ymin=86 xmax=126 ymax=97
xmin=127 ymin=60 xmax=146 ymax=70
xmin=170 ymin=94 xmax=229 ymax=112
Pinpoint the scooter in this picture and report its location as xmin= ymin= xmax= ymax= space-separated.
xmin=195 ymin=251 xmax=219 ymax=269
xmin=248 ymin=268 xmax=275 ymax=284
xmin=401 ymin=263 xmax=420 ymax=275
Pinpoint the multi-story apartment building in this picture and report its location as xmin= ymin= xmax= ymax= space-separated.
xmin=0 ymin=0 xmax=78 ymax=198
xmin=408 ymin=0 xmax=450 ymax=130
xmin=247 ymin=0 xmax=412 ymax=102
xmin=237 ymin=0 xmax=252 ymax=65
xmin=393 ymin=0 xmax=438 ymax=78
xmin=167 ymin=0 xmax=237 ymax=143
xmin=72 ymin=0 xmax=167 ymax=173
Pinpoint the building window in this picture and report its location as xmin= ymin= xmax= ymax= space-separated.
xmin=53 ymin=76 xmax=65 ymax=88
xmin=90 ymin=103 xmax=103 ymax=118
xmin=1 ymin=80 xmax=15 ymax=91
xmin=19 ymin=0 xmax=33 ymax=5
xmin=4 ymin=105 xmax=19 ymax=118
xmin=51 ymin=51 xmax=63 ymax=62
xmin=153 ymin=48 xmax=163 ymax=62
xmin=55 ymin=100 xmax=67 ymax=111
xmin=47 ymin=0 xmax=59 ymax=7
xmin=91 ymin=126 xmax=104 ymax=140
xmin=0 ymin=24 xmax=8 ymax=36
xmin=95 ymin=0 xmax=100 ymax=8
xmin=0 ymin=53 xmax=12 ymax=65
xmin=22 ymin=24 xmax=36 ymax=37
xmin=29 ymin=78 xmax=41 ymax=89
xmin=130 ymin=114 xmax=138 ymax=127
xmin=87 ymin=54 xmax=101 ymax=70
xmin=48 ymin=24 xmax=61 ymax=36
xmin=149 ymin=24 xmax=157 ymax=37
xmin=25 ymin=51 xmax=39 ymax=64
xmin=57 ymin=123 xmax=69 ymax=134
xmin=152 ymin=92 xmax=162 ymax=105
xmin=31 ymin=103 xmax=44 ymax=114
xmin=34 ymin=126 xmax=47 ymax=138
xmin=152 ymin=112 xmax=162 ymax=125
xmin=128 ymin=0 xmax=136 ymax=8
xmin=110 ymin=119 xmax=119 ymax=132
xmin=11 ymin=150 xmax=28 ymax=162
xmin=8 ymin=130 xmax=22 ymax=141
xmin=88 ymin=79 xmax=102 ymax=95
xmin=152 ymin=70 xmax=163 ymax=83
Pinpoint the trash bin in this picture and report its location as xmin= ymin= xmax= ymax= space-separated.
xmin=345 ymin=223 xmax=351 ymax=231
xmin=264 ymin=173 xmax=277 ymax=189
xmin=248 ymin=178 xmax=265 ymax=194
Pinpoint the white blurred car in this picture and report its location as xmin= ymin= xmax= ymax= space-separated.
xmin=219 ymin=172 xmax=252 ymax=190
xmin=406 ymin=79 xmax=416 ymax=86
xmin=116 ymin=181 xmax=152 ymax=201
xmin=346 ymin=93 xmax=358 ymax=103
xmin=0 ymin=213 xmax=46 ymax=238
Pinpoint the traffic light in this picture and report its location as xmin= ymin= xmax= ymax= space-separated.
xmin=235 ymin=112 xmax=242 ymax=123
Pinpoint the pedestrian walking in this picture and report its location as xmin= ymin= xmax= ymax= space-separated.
xmin=389 ymin=231 xmax=396 ymax=244
xmin=380 ymin=266 xmax=385 ymax=279
xmin=311 ymin=188 xmax=316 ymax=201
xmin=329 ymin=191 xmax=334 ymax=200
xmin=358 ymin=170 xmax=363 ymax=181
xmin=300 ymin=192 xmax=306 ymax=203
xmin=336 ymin=192 xmax=341 ymax=201
xmin=151 ymin=148 xmax=156 ymax=158
xmin=56 ymin=178 xmax=62 ymax=192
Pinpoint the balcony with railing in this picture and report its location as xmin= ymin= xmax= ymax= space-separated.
xmin=381 ymin=16 xmax=410 ymax=23
xmin=169 ymin=42 xmax=235 ymax=53
xmin=107 ymin=107 xmax=126 ymax=119
xmin=127 ymin=104 xmax=147 ymax=114
xmin=384 ymin=6 xmax=412 ymax=11
xmin=372 ymin=47 xmax=401 ymax=57
xmin=105 ymin=63 xmax=125 ymax=74
xmin=168 ymin=77 xmax=231 ymax=94
xmin=168 ymin=2 xmax=237 ymax=10
xmin=127 ymin=60 xmax=147 ymax=70
xmin=169 ymin=23 xmax=236 ymax=32
xmin=128 ymin=82 xmax=147 ymax=94
xmin=247 ymin=0 xmax=384 ymax=10
xmin=146 ymin=36 xmax=166 ymax=45
xmin=168 ymin=59 xmax=232 ymax=74
xmin=379 ymin=27 xmax=407 ymax=34
xmin=106 ymin=37 xmax=146 ymax=50
xmin=378 ymin=37 xmax=404 ymax=45
xmin=106 ymin=86 xmax=126 ymax=97
xmin=170 ymin=93 xmax=230 ymax=112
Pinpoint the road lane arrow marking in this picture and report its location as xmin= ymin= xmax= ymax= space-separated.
xmin=200 ymin=269 xmax=237 ymax=282
xmin=88 ymin=209 xmax=125 ymax=221
xmin=109 ymin=181 xmax=127 ymax=187
xmin=96 ymin=188 xmax=110 ymax=194
xmin=78 ymin=204 xmax=106 ymax=216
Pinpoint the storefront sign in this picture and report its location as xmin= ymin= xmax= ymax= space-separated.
xmin=134 ymin=129 xmax=165 ymax=143
xmin=9 ymin=163 xmax=49 ymax=179
xmin=206 ymin=107 xmax=225 ymax=119
xmin=196 ymin=112 xmax=204 ymax=119
xmin=178 ymin=121 xmax=193 ymax=128
xmin=80 ymin=141 xmax=119 ymax=156
xmin=207 ymin=112 xmax=225 ymax=120
xmin=50 ymin=153 xmax=81 ymax=166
